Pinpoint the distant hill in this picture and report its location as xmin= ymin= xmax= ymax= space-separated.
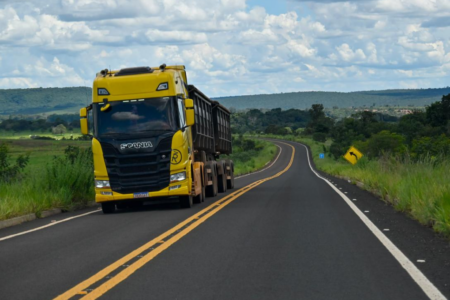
xmin=214 ymin=87 xmax=450 ymax=110
xmin=0 ymin=87 xmax=91 ymax=116
xmin=1 ymin=86 xmax=449 ymax=116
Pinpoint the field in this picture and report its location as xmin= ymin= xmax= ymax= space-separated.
xmin=262 ymin=134 xmax=450 ymax=238
xmin=0 ymin=138 xmax=90 ymax=171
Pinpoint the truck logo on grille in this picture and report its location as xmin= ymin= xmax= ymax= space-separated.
xmin=120 ymin=141 xmax=153 ymax=150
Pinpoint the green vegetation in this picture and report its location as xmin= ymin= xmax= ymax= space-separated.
xmin=0 ymin=142 xmax=93 ymax=220
xmin=0 ymin=87 xmax=90 ymax=116
xmin=0 ymin=139 xmax=90 ymax=171
xmin=0 ymin=115 xmax=81 ymax=135
xmin=224 ymin=136 xmax=278 ymax=176
xmin=1 ymin=86 xmax=449 ymax=118
xmin=231 ymin=108 xmax=311 ymax=134
xmin=217 ymin=87 xmax=450 ymax=111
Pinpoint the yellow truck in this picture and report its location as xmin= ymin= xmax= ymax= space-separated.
xmin=80 ymin=64 xmax=234 ymax=213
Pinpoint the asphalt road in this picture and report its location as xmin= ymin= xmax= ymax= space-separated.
xmin=0 ymin=141 xmax=448 ymax=300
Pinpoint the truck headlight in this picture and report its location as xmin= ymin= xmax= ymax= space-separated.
xmin=95 ymin=180 xmax=110 ymax=188
xmin=170 ymin=171 xmax=186 ymax=183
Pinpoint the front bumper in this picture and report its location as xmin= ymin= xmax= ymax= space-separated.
xmin=95 ymin=180 xmax=190 ymax=203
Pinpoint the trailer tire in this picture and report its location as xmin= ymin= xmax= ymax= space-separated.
xmin=205 ymin=163 xmax=218 ymax=197
xmin=179 ymin=195 xmax=193 ymax=208
xmin=194 ymin=184 xmax=205 ymax=203
xmin=101 ymin=202 xmax=116 ymax=214
xmin=226 ymin=160 xmax=235 ymax=189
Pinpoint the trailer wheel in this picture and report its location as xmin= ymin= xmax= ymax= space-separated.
xmin=101 ymin=202 xmax=116 ymax=214
xmin=205 ymin=163 xmax=218 ymax=197
xmin=218 ymin=162 xmax=227 ymax=193
xmin=226 ymin=161 xmax=235 ymax=189
xmin=179 ymin=195 xmax=193 ymax=208
xmin=194 ymin=184 xmax=205 ymax=203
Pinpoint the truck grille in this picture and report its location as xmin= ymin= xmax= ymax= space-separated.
xmin=100 ymin=137 xmax=172 ymax=194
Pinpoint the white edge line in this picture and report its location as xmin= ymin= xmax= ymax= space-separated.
xmin=235 ymin=145 xmax=282 ymax=180
xmin=0 ymin=209 xmax=101 ymax=242
xmin=296 ymin=141 xmax=446 ymax=300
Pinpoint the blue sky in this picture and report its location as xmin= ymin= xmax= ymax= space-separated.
xmin=0 ymin=0 xmax=449 ymax=97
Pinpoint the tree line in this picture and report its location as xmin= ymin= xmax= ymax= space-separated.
xmin=0 ymin=114 xmax=79 ymax=133
xmin=305 ymin=94 xmax=450 ymax=159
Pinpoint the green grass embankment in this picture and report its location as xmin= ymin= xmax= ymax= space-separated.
xmin=0 ymin=139 xmax=93 ymax=221
xmin=261 ymin=134 xmax=450 ymax=238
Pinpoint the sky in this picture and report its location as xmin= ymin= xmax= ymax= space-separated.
xmin=0 ymin=0 xmax=449 ymax=97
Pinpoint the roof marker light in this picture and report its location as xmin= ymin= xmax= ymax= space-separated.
xmin=157 ymin=82 xmax=168 ymax=91
xmin=98 ymin=88 xmax=110 ymax=95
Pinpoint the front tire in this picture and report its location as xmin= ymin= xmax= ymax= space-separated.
xmin=179 ymin=195 xmax=193 ymax=208
xmin=194 ymin=184 xmax=205 ymax=204
xmin=101 ymin=202 xmax=116 ymax=214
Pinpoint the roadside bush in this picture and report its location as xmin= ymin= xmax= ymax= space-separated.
xmin=411 ymin=135 xmax=450 ymax=158
xmin=43 ymin=146 xmax=94 ymax=206
xmin=0 ymin=142 xmax=29 ymax=182
xmin=329 ymin=142 xmax=346 ymax=160
xmin=312 ymin=132 xmax=327 ymax=143
xmin=364 ymin=130 xmax=406 ymax=158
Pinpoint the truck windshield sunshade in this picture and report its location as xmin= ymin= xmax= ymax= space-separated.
xmin=115 ymin=67 xmax=153 ymax=76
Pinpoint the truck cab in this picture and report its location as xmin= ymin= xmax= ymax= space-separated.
xmin=80 ymin=65 xmax=233 ymax=213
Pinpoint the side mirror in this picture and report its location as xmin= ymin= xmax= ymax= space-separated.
xmin=80 ymin=107 xmax=89 ymax=135
xmin=185 ymin=98 xmax=195 ymax=126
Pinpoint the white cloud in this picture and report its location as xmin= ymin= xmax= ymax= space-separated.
xmin=0 ymin=0 xmax=448 ymax=94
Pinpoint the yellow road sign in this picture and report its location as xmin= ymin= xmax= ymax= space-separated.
xmin=344 ymin=146 xmax=363 ymax=165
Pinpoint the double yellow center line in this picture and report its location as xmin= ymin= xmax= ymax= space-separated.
xmin=55 ymin=143 xmax=295 ymax=300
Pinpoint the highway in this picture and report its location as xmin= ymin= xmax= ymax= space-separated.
xmin=0 ymin=141 xmax=448 ymax=300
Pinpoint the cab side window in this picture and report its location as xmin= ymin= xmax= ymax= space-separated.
xmin=177 ymin=98 xmax=186 ymax=128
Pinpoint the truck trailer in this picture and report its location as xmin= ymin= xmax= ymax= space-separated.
xmin=79 ymin=65 xmax=234 ymax=213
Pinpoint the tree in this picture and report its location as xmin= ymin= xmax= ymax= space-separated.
xmin=52 ymin=124 xmax=67 ymax=135
xmin=425 ymin=94 xmax=450 ymax=128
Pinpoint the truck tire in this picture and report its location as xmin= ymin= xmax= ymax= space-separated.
xmin=194 ymin=184 xmax=205 ymax=203
xmin=226 ymin=160 xmax=235 ymax=189
xmin=227 ymin=170 xmax=235 ymax=189
xmin=179 ymin=195 xmax=193 ymax=208
xmin=101 ymin=202 xmax=116 ymax=214
xmin=218 ymin=173 xmax=227 ymax=193
xmin=205 ymin=163 xmax=218 ymax=197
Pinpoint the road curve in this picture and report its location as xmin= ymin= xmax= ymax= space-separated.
xmin=0 ymin=141 xmax=445 ymax=300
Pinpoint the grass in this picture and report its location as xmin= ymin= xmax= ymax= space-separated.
xmin=224 ymin=139 xmax=278 ymax=176
xmin=0 ymin=147 xmax=94 ymax=220
xmin=0 ymin=138 xmax=90 ymax=171
xmin=262 ymin=134 xmax=450 ymax=238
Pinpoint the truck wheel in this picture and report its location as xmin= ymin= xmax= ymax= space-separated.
xmin=179 ymin=195 xmax=193 ymax=208
xmin=205 ymin=163 xmax=218 ymax=197
xmin=212 ymin=170 xmax=218 ymax=196
xmin=116 ymin=203 xmax=127 ymax=210
xmin=218 ymin=173 xmax=227 ymax=193
xmin=101 ymin=202 xmax=116 ymax=214
xmin=227 ymin=168 xmax=235 ymax=189
xmin=194 ymin=185 xmax=205 ymax=203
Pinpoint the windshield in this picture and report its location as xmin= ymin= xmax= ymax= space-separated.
xmin=94 ymin=97 xmax=177 ymax=138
